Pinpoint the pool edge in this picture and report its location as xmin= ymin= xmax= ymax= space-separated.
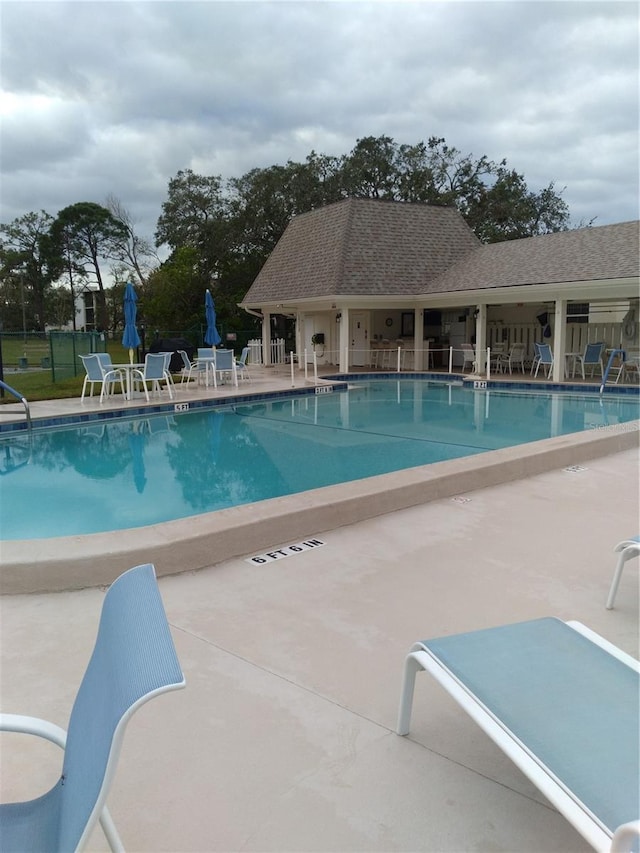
xmin=2 ymin=422 xmax=638 ymax=595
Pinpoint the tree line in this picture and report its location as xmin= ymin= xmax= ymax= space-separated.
xmin=0 ymin=135 xmax=577 ymax=335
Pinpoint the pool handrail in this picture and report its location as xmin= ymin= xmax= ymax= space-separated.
xmin=600 ymin=349 xmax=626 ymax=394
xmin=0 ymin=380 xmax=31 ymax=430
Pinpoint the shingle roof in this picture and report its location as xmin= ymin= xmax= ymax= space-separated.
xmin=428 ymin=220 xmax=639 ymax=293
xmin=241 ymin=198 xmax=481 ymax=304
xmin=241 ymin=199 xmax=639 ymax=307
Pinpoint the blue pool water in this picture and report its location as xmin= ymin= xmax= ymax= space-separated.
xmin=1 ymin=380 xmax=638 ymax=540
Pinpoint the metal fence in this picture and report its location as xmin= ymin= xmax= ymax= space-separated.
xmin=49 ymin=331 xmax=107 ymax=381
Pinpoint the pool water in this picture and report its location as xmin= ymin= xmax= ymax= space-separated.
xmin=1 ymin=380 xmax=638 ymax=540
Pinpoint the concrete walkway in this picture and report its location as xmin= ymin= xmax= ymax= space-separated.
xmin=1 ymin=432 xmax=638 ymax=850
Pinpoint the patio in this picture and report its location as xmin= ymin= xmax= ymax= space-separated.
xmin=0 ymin=372 xmax=638 ymax=850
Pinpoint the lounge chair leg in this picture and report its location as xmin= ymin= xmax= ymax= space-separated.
xmin=397 ymin=651 xmax=425 ymax=735
xmin=606 ymin=552 xmax=627 ymax=609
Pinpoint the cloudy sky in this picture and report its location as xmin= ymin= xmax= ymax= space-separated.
xmin=1 ymin=0 xmax=638 ymax=249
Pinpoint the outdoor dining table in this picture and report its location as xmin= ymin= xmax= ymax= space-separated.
xmin=194 ymin=357 xmax=217 ymax=387
xmin=111 ymin=363 xmax=144 ymax=400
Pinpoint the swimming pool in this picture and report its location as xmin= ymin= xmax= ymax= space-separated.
xmin=2 ymin=380 xmax=638 ymax=541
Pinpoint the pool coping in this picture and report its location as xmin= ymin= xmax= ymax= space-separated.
xmin=2 ymin=415 xmax=638 ymax=595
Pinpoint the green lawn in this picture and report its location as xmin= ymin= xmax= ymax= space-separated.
xmin=1 ymin=342 xmax=132 ymax=403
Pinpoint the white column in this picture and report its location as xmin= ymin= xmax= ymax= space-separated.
xmin=475 ymin=305 xmax=487 ymax=373
xmin=296 ymin=313 xmax=304 ymax=369
xmin=552 ymin=299 xmax=567 ymax=382
xmin=414 ymin=308 xmax=424 ymax=369
xmin=339 ymin=307 xmax=350 ymax=372
xmin=262 ymin=311 xmax=271 ymax=366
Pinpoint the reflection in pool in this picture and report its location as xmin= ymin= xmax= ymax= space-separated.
xmin=1 ymin=381 xmax=638 ymax=540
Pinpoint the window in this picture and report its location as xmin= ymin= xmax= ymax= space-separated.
xmin=567 ymin=303 xmax=588 ymax=324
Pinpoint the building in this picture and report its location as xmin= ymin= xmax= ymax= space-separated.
xmin=240 ymin=198 xmax=639 ymax=380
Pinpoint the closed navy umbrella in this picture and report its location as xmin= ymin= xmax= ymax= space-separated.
xmin=204 ymin=289 xmax=221 ymax=347
xmin=122 ymin=282 xmax=141 ymax=363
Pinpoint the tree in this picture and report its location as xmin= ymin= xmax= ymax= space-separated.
xmin=465 ymin=168 xmax=570 ymax=242
xmin=0 ymin=211 xmax=63 ymax=331
xmin=105 ymin=194 xmax=159 ymax=286
xmin=155 ymin=136 xmax=575 ymax=329
xmin=143 ymin=246 xmax=209 ymax=332
xmin=50 ymin=202 xmax=128 ymax=331
xmin=155 ymin=169 xmax=226 ymax=253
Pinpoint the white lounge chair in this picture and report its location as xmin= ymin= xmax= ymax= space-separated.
xmin=397 ymin=617 xmax=639 ymax=852
xmin=606 ymin=536 xmax=640 ymax=609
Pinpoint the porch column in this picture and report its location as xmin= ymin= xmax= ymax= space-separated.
xmin=339 ymin=308 xmax=350 ymax=372
xmin=552 ymin=299 xmax=567 ymax=382
xmin=261 ymin=311 xmax=271 ymax=366
xmin=414 ymin=308 xmax=424 ymax=370
xmin=296 ymin=313 xmax=304 ymax=366
xmin=475 ymin=305 xmax=487 ymax=373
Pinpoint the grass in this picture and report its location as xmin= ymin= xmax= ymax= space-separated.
xmin=1 ymin=343 xmax=132 ymax=403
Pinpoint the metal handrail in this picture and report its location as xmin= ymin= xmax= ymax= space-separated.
xmin=0 ymin=380 xmax=32 ymax=430
xmin=600 ymin=349 xmax=625 ymax=394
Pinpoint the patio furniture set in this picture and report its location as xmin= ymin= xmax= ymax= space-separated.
xmin=79 ymin=347 xmax=252 ymax=404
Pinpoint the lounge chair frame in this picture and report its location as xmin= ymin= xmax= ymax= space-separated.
xmin=606 ymin=536 xmax=640 ymax=609
xmin=397 ymin=618 xmax=639 ymax=853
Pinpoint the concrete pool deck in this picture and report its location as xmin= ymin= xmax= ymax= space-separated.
xmin=1 ymin=440 xmax=638 ymax=851
xmin=0 ymin=367 xmax=638 ymax=594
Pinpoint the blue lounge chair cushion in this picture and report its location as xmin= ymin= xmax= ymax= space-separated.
xmin=421 ymin=617 xmax=639 ymax=835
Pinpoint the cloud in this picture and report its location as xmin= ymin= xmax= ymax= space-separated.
xmin=1 ymin=0 xmax=638 ymax=246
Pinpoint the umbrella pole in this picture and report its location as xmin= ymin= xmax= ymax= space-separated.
xmin=129 ymin=348 xmax=134 ymax=364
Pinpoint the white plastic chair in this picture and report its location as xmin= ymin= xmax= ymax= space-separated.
xmin=0 ymin=563 xmax=185 ymax=852
xmin=235 ymin=346 xmax=251 ymax=382
xmin=131 ymin=353 xmax=174 ymax=401
xmin=505 ymin=342 xmax=526 ymax=374
xmin=461 ymin=343 xmax=476 ymax=372
xmin=79 ymin=354 xmax=125 ymax=404
xmin=606 ymin=536 xmax=640 ymax=609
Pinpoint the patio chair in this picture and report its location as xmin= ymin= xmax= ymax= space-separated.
xmin=397 ymin=617 xmax=640 ymax=853
xmin=504 ymin=342 xmax=526 ymax=374
xmin=131 ymin=352 xmax=174 ymax=401
xmin=0 ymin=563 xmax=186 ymax=852
xmin=196 ymin=347 xmax=217 ymax=387
xmin=79 ymin=354 xmax=125 ymax=404
xmin=532 ymin=342 xmax=554 ymax=378
xmin=235 ymin=346 xmax=252 ymax=382
xmin=606 ymin=536 xmax=640 ymax=609
xmin=213 ymin=349 xmax=238 ymax=387
xmin=575 ymin=342 xmax=605 ymax=379
xmin=461 ymin=343 xmax=476 ymax=372
xmin=95 ymin=352 xmax=115 ymax=370
xmin=178 ymin=350 xmax=196 ymax=384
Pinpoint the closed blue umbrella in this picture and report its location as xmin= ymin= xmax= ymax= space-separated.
xmin=204 ymin=289 xmax=221 ymax=347
xmin=122 ymin=282 xmax=141 ymax=363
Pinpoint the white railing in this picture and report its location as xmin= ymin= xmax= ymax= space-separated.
xmin=487 ymin=322 xmax=624 ymax=361
xmin=247 ymin=338 xmax=287 ymax=365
